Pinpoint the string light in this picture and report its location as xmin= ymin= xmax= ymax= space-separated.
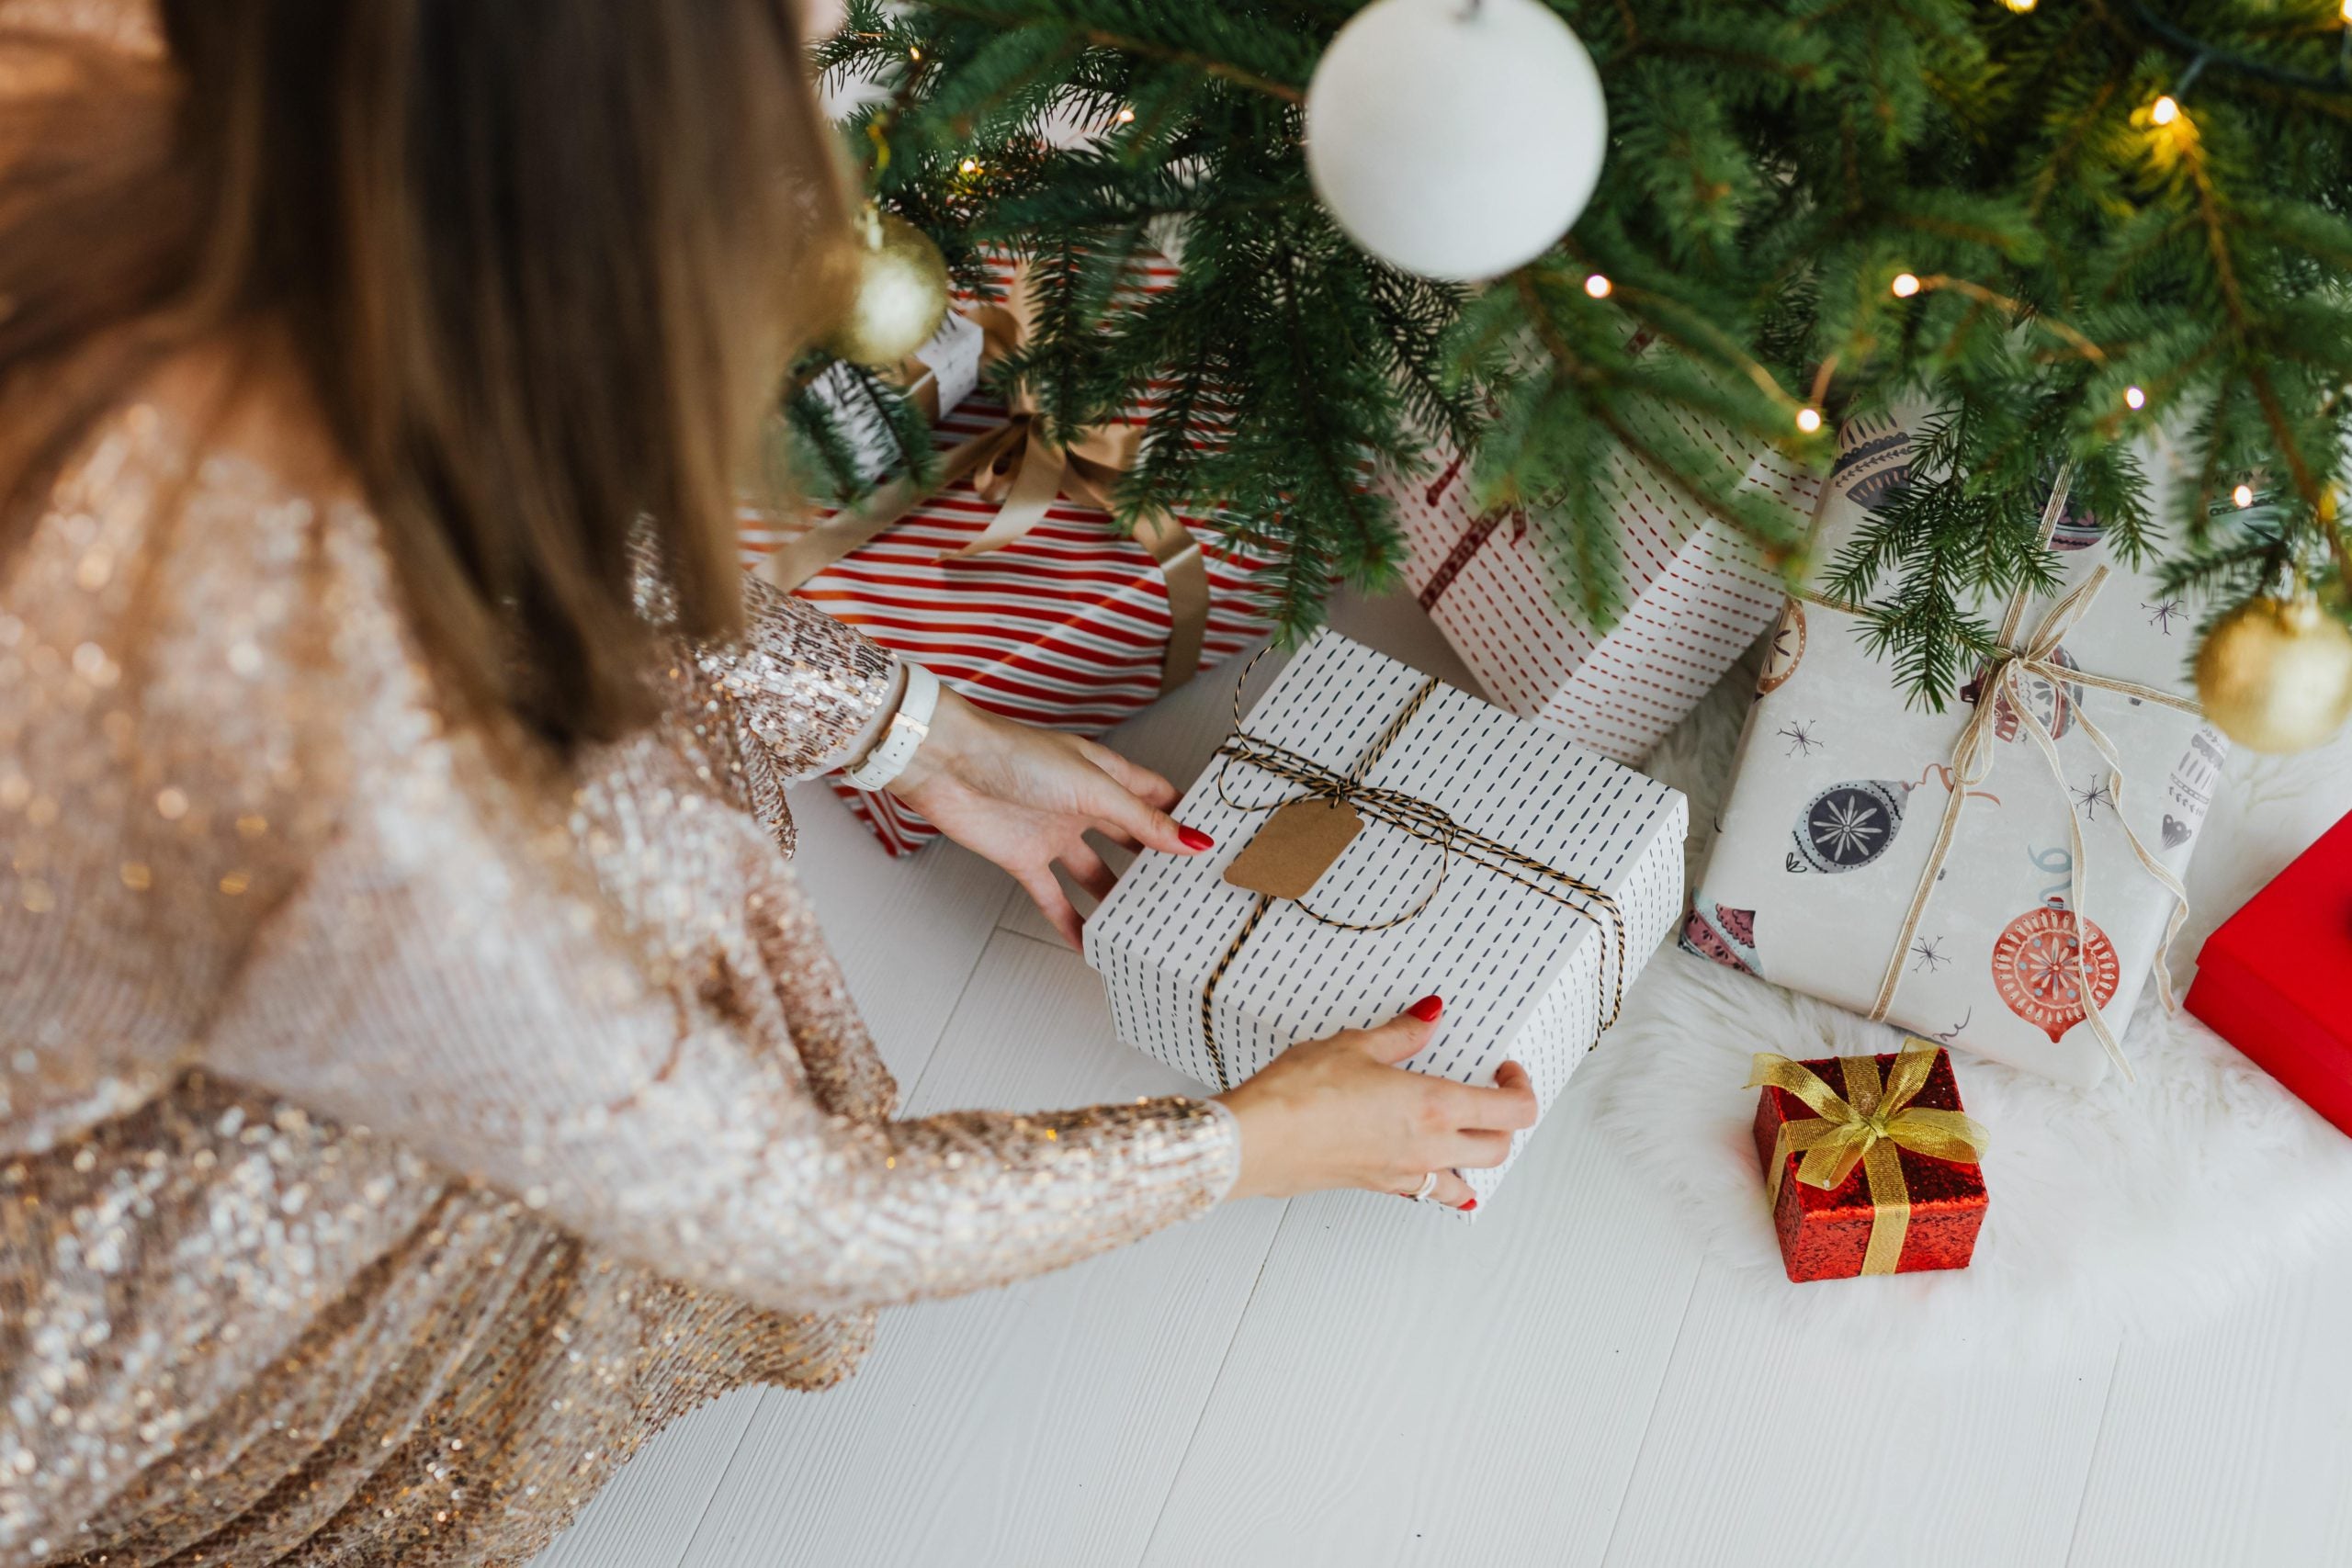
xmin=2124 ymin=385 xmax=2147 ymax=410
xmin=2233 ymin=483 xmax=2256 ymax=508
xmin=2342 ymin=0 xmax=2351 ymax=22
xmin=958 ymin=157 xmax=980 ymax=175
xmin=2150 ymin=95 xmax=2180 ymax=126
xmin=1116 ymin=107 xmax=1136 ymax=123
xmin=908 ymin=46 xmax=922 ymax=61
xmin=2001 ymin=0 xmax=2037 ymax=11
xmin=1795 ymin=407 xmax=1824 ymax=434
xmin=1583 ymin=273 xmax=1612 ymax=299
xmin=1891 ymin=272 xmax=1922 ymax=299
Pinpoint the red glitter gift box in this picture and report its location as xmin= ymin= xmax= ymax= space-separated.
xmin=2188 ymin=807 xmax=2352 ymax=1138
xmin=1748 ymin=1041 xmax=1990 ymax=1282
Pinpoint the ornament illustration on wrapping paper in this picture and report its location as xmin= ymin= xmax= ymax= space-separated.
xmin=1757 ymin=601 xmax=1805 ymax=697
xmin=1782 ymin=764 xmax=2000 ymax=874
xmin=2164 ymin=725 xmax=2226 ymax=850
xmin=1991 ymin=897 xmax=2122 ymax=1043
xmin=1680 ymin=903 xmax=1760 ymax=974
xmin=1828 ymin=415 xmax=1914 ymax=513
xmin=1962 ymin=644 xmax=2084 ymax=744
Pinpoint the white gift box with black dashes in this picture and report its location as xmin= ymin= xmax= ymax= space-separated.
xmin=1085 ymin=631 xmax=1688 ymax=1212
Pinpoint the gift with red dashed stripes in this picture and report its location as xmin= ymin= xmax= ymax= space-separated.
xmin=1395 ymin=399 xmax=1819 ymax=765
xmin=741 ymin=253 xmax=1278 ymax=855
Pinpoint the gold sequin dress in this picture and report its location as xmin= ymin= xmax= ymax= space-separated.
xmin=0 ymin=399 xmax=1239 ymax=1565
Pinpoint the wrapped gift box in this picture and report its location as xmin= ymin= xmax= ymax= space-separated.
xmin=1084 ymin=631 xmax=1688 ymax=1210
xmin=1686 ymin=412 xmax=2227 ymax=1086
xmin=799 ymin=310 xmax=985 ymax=486
xmin=741 ymin=254 xmax=1280 ymax=854
xmin=2188 ymin=807 xmax=2352 ymax=1136
xmin=1395 ymin=398 xmax=1820 ymax=764
xmin=1750 ymin=1042 xmax=1989 ymax=1281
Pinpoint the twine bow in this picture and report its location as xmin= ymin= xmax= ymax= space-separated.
xmin=1747 ymin=1041 xmax=1990 ymax=1276
xmin=1807 ymin=471 xmax=2202 ymax=1079
xmin=1192 ymin=651 xmax=1630 ymax=1089
xmin=755 ymin=259 xmax=1209 ymax=694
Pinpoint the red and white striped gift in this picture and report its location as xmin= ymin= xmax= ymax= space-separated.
xmin=741 ymin=256 xmax=1278 ymax=855
xmin=1396 ymin=409 xmax=1821 ymax=765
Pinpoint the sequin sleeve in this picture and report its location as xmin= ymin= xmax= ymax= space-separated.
xmin=203 ymin=750 xmax=1240 ymax=1314
xmin=631 ymin=536 xmax=899 ymax=783
xmin=173 ymin=493 xmax=1240 ymax=1317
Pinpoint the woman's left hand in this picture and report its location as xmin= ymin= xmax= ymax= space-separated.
xmin=887 ymin=687 xmax=1212 ymax=946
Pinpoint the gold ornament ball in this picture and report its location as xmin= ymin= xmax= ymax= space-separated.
xmin=2193 ymin=592 xmax=2352 ymax=754
xmin=828 ymin=209 xmax=951 ymax=367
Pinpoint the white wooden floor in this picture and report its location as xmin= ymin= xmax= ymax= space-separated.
xmin=532 ymin=592 xmax=2352 ymax=1568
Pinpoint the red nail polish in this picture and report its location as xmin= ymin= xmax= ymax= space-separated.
xmin=1407 ymin=994 xmax=1443 ymax=1022
xmin=1459 ymin=1198 xmax=1477 ymax=1213
xmin=1177 ymin=826 xmax=1215 ymax=852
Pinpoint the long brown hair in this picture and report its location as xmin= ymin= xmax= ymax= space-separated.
xmin=0 ymin=0 xmax=851 ymax=745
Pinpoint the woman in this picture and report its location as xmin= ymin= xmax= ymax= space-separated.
xmin=0 ymin=4 xmax=1538 ymax=1563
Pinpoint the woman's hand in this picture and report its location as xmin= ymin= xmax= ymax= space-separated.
xmin=1214 ymin=999 xmax=1539 ymax=1212
xmin=887 ymin=686 xmax=1212 ymax=946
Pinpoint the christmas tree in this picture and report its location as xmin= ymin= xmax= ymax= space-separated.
xmin=788 ymin=0 xmax=2352 ymax=724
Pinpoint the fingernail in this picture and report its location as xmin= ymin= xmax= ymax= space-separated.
xmin=1407 ymin=994 xmax=1443 ymax=1022
xmin=1459 ymin=1198 xmax=1477 ymax=1213
xmin=1177 ymin=826 xmax=1215 ymax=852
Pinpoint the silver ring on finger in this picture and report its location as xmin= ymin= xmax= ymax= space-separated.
xmin=1406 ymin=1170 xmax=1440 ymax=1203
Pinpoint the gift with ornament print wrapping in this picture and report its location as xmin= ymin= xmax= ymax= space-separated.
xmin=1393 ymin=389 xmax=1820 ymax=766
xmin=1084 ymin=630 xmax=1688 ymax=1213
xmin=1684 ymin=411 xmax=2229 ymax=1088
xmin=740 ymin=251 xmax=1280 ymax=855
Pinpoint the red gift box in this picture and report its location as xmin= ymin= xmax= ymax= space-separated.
xmin=1748 ymin=1042 xmax=1990 ymax=1282
xmin=2187 ymin=807 xmax=2352 ymax=1136
xmin=741 ymin=253 xmax=1277 ymax=855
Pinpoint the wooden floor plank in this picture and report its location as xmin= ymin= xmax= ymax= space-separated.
xmin=1600 ymin=1261 xmax=2119 ymax=1568
xmin=2066 ymin=1247 xmax=2352 ymax=1568
xmin=1139 ymin=1080 xmax=1707 ymax=1568
xmin=673 ymin=931 xmax=1289 ymax=1568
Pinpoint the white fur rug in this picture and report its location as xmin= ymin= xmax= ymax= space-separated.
xmin=1583 ymin=643 xmax=2352 ymax=1358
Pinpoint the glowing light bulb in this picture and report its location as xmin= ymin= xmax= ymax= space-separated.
xmin=1583 ymin=273 xmax=1612 ymax=299
xmin=2342 ymin=0 xmax=2351 ymax=22
xmin=1795 ymin=407 xmax=1824 ymax=434
xmin=1891 ymin=273 xmax=1922 ymax=299
xmin=2233 ymin=483 xmax=2255 ymax=508
xmin=2151 ymin=95 xmax=2179 ymax=126
xmin=909 ymin=46 xmax=922 ymax=61
xmin=2002 ymin=0 xmax=2037 ymax=11
xmin=2124 ymin=385 xmax=2147 ymax=410
xmin=958 ymin=157 xmax=980 ymax=175
xmin=1116 ymin=107 xmax=1136 ymax=123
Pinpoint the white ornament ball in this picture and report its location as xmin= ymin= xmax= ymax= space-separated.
xmin=1305 ymin=0 xmax=1608 ymax=281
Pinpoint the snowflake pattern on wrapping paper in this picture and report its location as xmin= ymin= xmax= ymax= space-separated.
xmin=1777 ymin=720 xmax=1822 ymax=758
xmin=2070 ymin=773 xmax=2117 ymax=820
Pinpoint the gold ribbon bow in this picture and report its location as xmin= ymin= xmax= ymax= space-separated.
xmin=1747 ymin=1041 xmax=1991 ymax=1276
xmin=1193 ymin=652 xmax=1629 ymax=1090
xmin=755 ymin=260 xmax=1210 ymax=694
xmin=1800 ymin=471 xmax=2202 ymax=1080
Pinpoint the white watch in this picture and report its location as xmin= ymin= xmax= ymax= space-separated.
xmin=842 ymin=661 xmax=941 ymax=792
